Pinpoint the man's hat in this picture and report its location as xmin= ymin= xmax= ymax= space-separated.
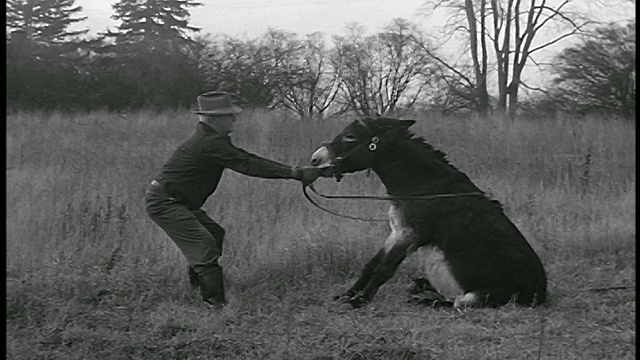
xmin=193 ymin=91 xmax=242 ymax=115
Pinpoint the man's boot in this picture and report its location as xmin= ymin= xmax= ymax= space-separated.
xmin=188 ymin=266 xmax=199 ymax=288
xmin=199 ymin=267 xmax=227 ymax=307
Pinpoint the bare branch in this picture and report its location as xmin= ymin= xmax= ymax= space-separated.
xmin=528 ymin=56 xmax=555 ymax=68
xmin=520 ymin=80 xmax=549 ymax=94
xmin=527 ymin=23 xmax=590 ymax=54
xmin=409 ymin=34 xmax=475 ymax=87
xmin=532 ymin=1 xmax=575 ymax=32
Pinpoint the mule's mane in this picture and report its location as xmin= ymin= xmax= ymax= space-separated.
xmin=370 ymin=124 xmax=498 ymax=205
xmin=383 ymin=126 xmax=462 ymax=172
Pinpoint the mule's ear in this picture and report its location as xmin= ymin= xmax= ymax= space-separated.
xmin=398 ymin=119 xmax=416 ymax=129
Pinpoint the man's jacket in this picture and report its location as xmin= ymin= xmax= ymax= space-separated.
xmin=155 ymin=122 xmax=295 ymax=210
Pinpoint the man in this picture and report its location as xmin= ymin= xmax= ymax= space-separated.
xmin=144 ymin=91 xmax=321 ymax=307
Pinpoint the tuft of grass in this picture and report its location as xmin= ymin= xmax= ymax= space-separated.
xmin=6 ymin=109 xmax=635 ymax=359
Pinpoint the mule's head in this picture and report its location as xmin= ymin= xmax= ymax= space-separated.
xmin=311 ymin=117 xmax=416 ymax=181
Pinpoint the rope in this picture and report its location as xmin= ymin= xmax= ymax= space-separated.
xmin=579 ymin=285 xmax=635 ymax=292
xmin=302 ymin=184 xmax=485 ymax=222
xmin=306 ymin=183 xmax=485 ymax=201
xmin=303 ymin=184 xmax=387 ymax=222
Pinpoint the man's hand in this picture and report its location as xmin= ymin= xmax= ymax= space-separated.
xmin=293 ymin=166 xmax=322 ymax=186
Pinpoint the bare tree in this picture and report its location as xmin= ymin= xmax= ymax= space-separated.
xmin=270 ymin=32 xmax=341 ymax=118
xmin=331 ymin=19 xmax=436 ymax=116
xmin=200 ymin=30 xmax=340 ymax=117
xmin=200 ymin=34 xmax=278 ymax=107
xmin=330 ymin=23 xmax=373 ymax=115
xmin=377 ymin=19 xmax=437 ymax=113
xmin=428 ymin=64 xmax=481 ymax=114
xmin=490 ymin=0 xmax=595 ymax=117
xmin=422 ymin=0 xmax=599 ymax=117
xmin=411 ymin=1 xmax=491 ymax=116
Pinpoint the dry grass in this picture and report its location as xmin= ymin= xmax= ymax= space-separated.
xmin=6 ymin=109 xmax=635 ymax=359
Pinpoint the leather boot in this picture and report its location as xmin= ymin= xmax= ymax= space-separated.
xmin=199 ymin=267 xmax=227 ymax=307
xmin=188 ymin=266 xmax=199 ymax=288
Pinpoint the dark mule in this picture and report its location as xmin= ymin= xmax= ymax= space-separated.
xmin=310 ymin=118 xmax=547 ymax=309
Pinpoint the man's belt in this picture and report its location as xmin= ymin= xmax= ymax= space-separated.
xmin=149 ymin=180 xmax=192 ymax=208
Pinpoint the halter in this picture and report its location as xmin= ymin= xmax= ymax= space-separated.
xmin=323 ymin=119 xmax=379 ymax=182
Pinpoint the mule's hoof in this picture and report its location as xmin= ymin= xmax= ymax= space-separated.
xmin=336 ymin=296 xmax=367 ymax=310
xmin=453 ymin=292 xmax=483 ymax=309
xmin=408 ymin=296 xmax=454 ymax=308
xmin=345 ymin=294 xmax=368 ymax=308
xmin=335 ymin=295 xmax=353 ymax=304
xmin=333 ymin=291 xmax=356 ymax=302
xmin=407 ymin=288 xmax=453 ymax=308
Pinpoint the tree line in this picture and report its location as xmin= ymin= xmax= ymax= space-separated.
xmin=5 ymin=0 xmax=636 ymax=118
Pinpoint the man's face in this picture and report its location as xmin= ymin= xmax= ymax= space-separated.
xmin=215 ymin=114 xmax=237 ymax=134
xmin=200 ymin=114 xmax=237 ymax=134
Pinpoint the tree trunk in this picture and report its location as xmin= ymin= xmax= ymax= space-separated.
xmin=477 ymin=76 xmax=490 ymax=117
xmin=495 ymin=63 xmax=508 ymax=114
xmin=464 ymin=0 xmax=490 ymax=117
xmin=507 ymin=79 xmax=519 ymax=118
xmin=491 ymin=0 xmax=513 ymax=115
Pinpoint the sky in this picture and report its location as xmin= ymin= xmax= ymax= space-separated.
xmin=73 ymin=0 xmax=633 ymax=89
xmin=73 ymin=0 xmax=634 ymax=61
xmin=75 ymin=0 xmax=428 ymax=38
xmin=74 ymin=0 xmax=634 ymax=39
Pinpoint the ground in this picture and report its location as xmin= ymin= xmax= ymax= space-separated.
xmin=6 ymin=110 xmax=636 ymax=359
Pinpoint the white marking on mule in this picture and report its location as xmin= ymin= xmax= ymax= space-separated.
xmin=383 ymin=205 xmax=417 ymax=255
xmin=453 ymin=292 xmax=482 ymax=308
xmin=385 ymin=204 xmax=474 ymax=306
xmin=418 ymin=245 xmax=465 ymax=300
xmin=311 ymin=146 xmax=332 ymax=168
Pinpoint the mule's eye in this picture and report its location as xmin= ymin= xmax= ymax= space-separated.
xmin=343 ymin=134 xmax=357 ymax=142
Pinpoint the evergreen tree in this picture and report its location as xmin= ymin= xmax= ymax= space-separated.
xmin=103 ymin=0 xmax=202 ymax=50
xmin=6 ymin=0 xmax=88 ymax=44
xmin=7 ymin=0 xmax=91 ymax=111
xmin=95 ymin=0 xmax=207 ymax=109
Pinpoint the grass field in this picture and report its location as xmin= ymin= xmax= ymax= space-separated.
xmin=6 ymin=109 xmax=636 ymax=359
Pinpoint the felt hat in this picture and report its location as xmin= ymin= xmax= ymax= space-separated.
xmin=193 ymin=91 xmax=242 ymax=115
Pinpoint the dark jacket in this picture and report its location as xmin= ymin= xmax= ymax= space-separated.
xmin=155 ymin=122 xmax=296 ymax=210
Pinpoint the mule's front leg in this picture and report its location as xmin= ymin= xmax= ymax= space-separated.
xmin=334 ymin=249 xmax=384 ymax=302
xmin=343 ymin=231 xmax=416 ymax=308
xmin=357 ymin=244 xmax=409 ymax=305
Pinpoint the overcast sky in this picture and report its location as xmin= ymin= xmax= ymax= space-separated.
xmin=75 ymin=0 xmax=633 ymax=39
xmin=73 ymin=0 xmax=633 ymax=89
xmin=75 ymin=0 xmax=427 ymax=38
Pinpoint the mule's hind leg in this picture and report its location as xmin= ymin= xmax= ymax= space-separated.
xmin=407 ymin=278 xmax=453 ymax=307
xmin=454 ymin=288 xmax=544 ymax=308
xmin=452 ymin=289 xmax=510 ymax=308
xmin=408 ymin=277 xmax=437 ymax=294
xmin=453 ymin=292 xmax=486 ymax=308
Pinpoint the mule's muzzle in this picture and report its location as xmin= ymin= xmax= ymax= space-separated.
xmin=311 ymin=146 xmax=339 ymax=179
xmin=311 ymin=146 xmax=331 ymax=167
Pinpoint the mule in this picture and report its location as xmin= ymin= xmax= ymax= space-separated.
xmin=310 ymin=118 xmax=547 ymax=309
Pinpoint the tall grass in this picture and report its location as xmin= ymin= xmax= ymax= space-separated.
xmin=6 ymin=109 xmax=635 ymax=359
xmin=6 ymin=110 xmax=634 ymax=279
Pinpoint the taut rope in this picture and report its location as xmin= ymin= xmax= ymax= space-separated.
xmin=302 ymin=183 xmax=485 ymax=222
